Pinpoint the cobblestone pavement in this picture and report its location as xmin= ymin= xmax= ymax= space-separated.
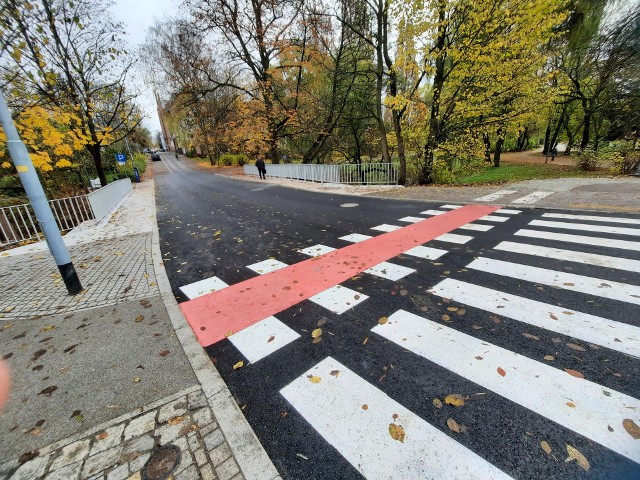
xmin=0 ymin=234 xmax=157 ymax=319
xmin=1 ymin=387 xmax=243 ymax=480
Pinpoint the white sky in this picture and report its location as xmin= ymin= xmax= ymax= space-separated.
xmin=111 ymin=0 xmax=179 ymax=136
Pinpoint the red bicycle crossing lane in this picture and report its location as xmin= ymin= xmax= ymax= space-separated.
xmin=180 ymin=204 xmax=500 ymax=347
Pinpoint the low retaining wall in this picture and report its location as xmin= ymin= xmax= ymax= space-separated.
xmin=88 ymin=178 xmax=132 ymax=221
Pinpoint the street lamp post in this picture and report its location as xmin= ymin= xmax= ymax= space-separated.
xmin=0 ymin=90 xmax=82 ymax=295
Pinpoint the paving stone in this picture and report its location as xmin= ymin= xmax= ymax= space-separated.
xmin=158 ymin=397 xmax=188 ymax=423
xmin=175 ymin=464 xmax=199 ymax=480
xmin=10 ymin=454 xmax=49 ymax=480
xmin=200 ymin=463 xmax=216 ymax=480
xmin=155 ymin=417 xmax=192 ymax=445
xmin=50 ymin=439 xmax=91 ymax=470
xmin=44 ymin=461 xmax=83 ymax=480
xmin=127 ymin=473 xmax=142 ymax=480
xmin=122 ymin=434 xmax=155 ymax=455
xmin=208 ymin=442 xmax=232 ymax=467
xmin=203 ymin=429 xmax=225 ymax=451
xmin=187 ymin=434 xmax=200 ymax=452
xmin=106 ymin=464 xmax=129 ymax=480
xmin=215 ymin=457 xmax=240 ymax=480
xmin=199 ymin=421 xmax=218 ymax=438
xmin=193 ymin=448 xmax=208 ymax=467
xmin=128 ymin=451 xmax=150 ymax=473
xmin=187 ymin=390 xmax=207 ymax=410
xmin=192 ymin=407 xmax=213 ymax=426
xmin=82 ymin=446 xmax=122 ymax=477
xmin=123 ymin=411 xmax=156 ymax=441
xmin=90 ymin=423 xmax=126 ymax=456
xmin=230 ymin=474 xmax=245 ymax=480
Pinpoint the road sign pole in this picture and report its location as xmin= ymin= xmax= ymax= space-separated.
xmin=0 ymin=90 xmax=83 ymax=295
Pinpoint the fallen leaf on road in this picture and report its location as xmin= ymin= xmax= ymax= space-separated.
xmin=311 ymin=328 xmax=322 ymax=339
xmin=442 ymin=314 xmax=451 ymax=321
xmin=3 ymin=307 xmax=15 ymax=313
xmin=389 ymin=423 xmax=405 ymax=442
xmin=564 ymin=369 xmax=584 ymax=379
xmin=566 ymin=402 xmax=576 ymax=408
xmin=623 ymin=419 xmax=640 ymax=439
xmin=96 ymin=431 xmax=108 ymax=440
xmin=565 ymin=444 xmax=590 ymax=471
xmin=447 ymin=307 xmax=458 ymax=312
xmin=38 ymin=386 xmax=57 ymax=396
xmin=457 ymin=309 xmax=466 ymax=315
xmin=497 ymin=367 xmax=506 ymax=377
xmin=267 ymin=336 xmax=275 ymax=343
xmin=523 ymin=333 xmax=540 ymax=340
xmin=135 ymin=315 xmax=144 ymax=322
xmin=378 ymin=317 xmax=388 ymax=325
xmin=133 ymin=377 xmax=141 ymax=383
xmin=233 ymin=361 xmax=244 ymax=370
xmin=167 ymin=416 xmax=185 ymax=425
xmin=566 ymin=343 xmax=586 ymax=352
xmin=363 ymin=336 xmax=369 ymax=345
xmin=446 ymin=418 xmax=462 ymax=433
xmin=541 ymin=440 xmax=552 ymax=455
xmin=158 ymin=350 xmax=170 ymax=357
xmin=40 ymin=325 xmax=55 ymax=332
xmin=544 ymin=355 xmax=555 ymax=361
xmin=307 ymin=375 xmax=321 ymax=383
xmin=444 ymin=394 xmax=465 ymax=407
xmin=433 ymin=398 xmax=443 ymax=409
xmin=330 ymin=370 xmax=340 ymax=377
xmin=362 ymin=404 xmax=368 ymax=410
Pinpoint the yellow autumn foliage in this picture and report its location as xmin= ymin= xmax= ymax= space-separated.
xmin=0 ymin=106 xmax=91 ymax=171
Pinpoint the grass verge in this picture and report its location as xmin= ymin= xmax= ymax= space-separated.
xmin=455 ymin=164 xmax=612 ymax=185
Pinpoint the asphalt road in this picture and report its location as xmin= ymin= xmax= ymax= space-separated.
xmin=155 ymin=153 xmax=640 ymax=480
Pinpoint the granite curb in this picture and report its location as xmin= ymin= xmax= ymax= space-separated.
xmin=148 ymin=180 xmax=281 ymax=480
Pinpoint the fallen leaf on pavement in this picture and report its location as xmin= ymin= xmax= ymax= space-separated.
xmin=623 ymin=419 xmax=640 ymax=439
xmin=167 ymin=415 xmax=185 ymax=425
xmin=540 ymin=440 xmax=552 ymax=455
xmin=433 ymin=398 xmax=443 ymax=409
xmin=565 ymin=444 xmax=590 ymax=471
xmin=444 ymin=394 xmax=465 ymax=407
xmin=133 ymin=377 xmax=141 ymax=383
xmin=497 ymin=367 xmax=506 ymax=377
xmin=38 ymin=386 xmax=57 ymax=396
xmin=158 ymin=350 xmax=170 ymax=357
xmin=446 ymin=418 xmax=462 ymax=433
xmin=566 ymin=343 xmax=586 ymax=352
xmin=311 ymin=328 xmax=322 ymax=338
xmin=330 ymin=370 xmax=340 ymax=377
xmin=544 ymin=355 xmax=555 ymax=361
xmin=40 ymin=325 xmax=55 ymax=332
xmin=378 ymin=317 xmax=388 ymax=325
xmin=307 ymin=375 xmax=321 ymax=383
xmin=564 ymin=369 xmax=584 ymax=379
xmin=389 ymin=423 xmax=405 ymax=442
xmin=233 ymin=361 xmax=244 ymax=370
xmin=96 ymin=431 xmax=108 ymax=440
xmin=135 ymin=315 xmax=144 ymax=322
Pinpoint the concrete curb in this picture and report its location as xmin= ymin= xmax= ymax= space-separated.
xmin=149 ymin=178 xmax=281 ymax=480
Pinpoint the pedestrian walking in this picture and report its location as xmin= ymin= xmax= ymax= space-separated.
xmin=551 ymin=145 xmax=557 ymax=161
xmin=256 ymin=157 xmax=267 ymax=179
xmin=175 ymin=151 xmax=179 ymax=160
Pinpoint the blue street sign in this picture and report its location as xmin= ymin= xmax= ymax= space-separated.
xmin=115 ymin=153 xmax=126 ymax=165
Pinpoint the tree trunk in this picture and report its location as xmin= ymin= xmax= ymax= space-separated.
xmin=493 ymin=126 xmax=505 ymax=167
xmin=482 ymin=132 xmax=492 ymax=163
xmin=580 ymin=101 xmax=591 ymax=151
xmin=391 ymin=112 xmax=407 ymax=185
xmin=543 ymin=121 xmax=552 ymax=155
xmin=88 ymin=144 xmax=107 ymax=187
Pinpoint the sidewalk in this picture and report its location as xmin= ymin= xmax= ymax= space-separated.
xmin=0 ymin=178 xmax=279 ymax=479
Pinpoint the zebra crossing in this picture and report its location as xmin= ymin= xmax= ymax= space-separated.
xmin=180 ymin=205 xmax=640 ymax=479
xmin=474 ymin=189 xmax=555 ymax=204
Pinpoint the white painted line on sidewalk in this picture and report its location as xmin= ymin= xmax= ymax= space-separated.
xmin=179 ymin=276 xmax=229 ymax=300
xmin=228 ymin=316 xmax=300 ymax=363
xmin=467 ymin=257 xmax=640 ymax=305
xmin=435 ymin=233 xmax=474 ymax=244
xmin=371 ymin=224 xmax=401 ymax=232
xmin=403 ymin=246 xmax=448 ymax=260
xmin=474 ymin=190 xmax=517 ymax=202
xmin=280 ymin=357 xmax=513 ymax=480
xmin=543 ymin=212 xmax=640 ymax=225
xmin=372 ymin=310 xmax=640 ymax=464
xmin=365 ymin=261 xmax=416 ymax=281
xmin=339 ymin=233 xmax=373 ymax=243
xmin=309 ymin=285 xmax=369 ymax=314
xmin=511 ymin=191 xmax=554 ymax=204
xmin=246 ymin=259 xmax=289 ymax=274
xmin=530 ymin=219 xmax=640 ymax=237
xmin=515 ymin=229 xmax=640 ymax=252
xmin=430 ymin=278 xmax=640 ymax=357
xmin=495 ymin=241 xmax=640 ymax=273
xmin=298 ymin=244 xmax=337 ymax=257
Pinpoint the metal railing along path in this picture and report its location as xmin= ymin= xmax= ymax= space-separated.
xmin=0 ymin=195 xmax=94 ymax=247
xmin=244 ymin=163 xmax=399 ymax=185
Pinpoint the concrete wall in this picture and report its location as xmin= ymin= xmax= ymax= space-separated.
xmin=88 ymin=178 xmax=132 ymax=221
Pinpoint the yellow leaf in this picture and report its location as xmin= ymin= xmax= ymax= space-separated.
xmin=388 ymin=423 xmax=405 ymax=442
xmin=133 ymin=377 xmax=141 ymax=383
xmin=623 ymin=419 xmax=640 ymax=439
xmin=444 ymin=394 xmax=465 ymax=407
xmin=378 ymin=316 xmax=388 ymax=325
xmin=3 ymin=306 xmax=15 ymax=313
xmin=566 ymin=402 xmax=576 ymax=408
xmin=442 ymin=314 xmax=451 ymax=321
xmin=543 ymin=355 xmax=555 ymax=361
xmin=433 ymin=398 xmax=443 ymax=409
xmin=233 ymin=361 xmax=244 ymax=370
xmin=167 ymin=415 xmax=185 ymax=425
xmin=40 ymin=325 xmax=55 ymax=332
xmin=540 ymin=440 xmax=552 ymax=454
xmin=134 ymin=315 xmax=144 ymax=322
xmin=566 ymin=444 xmax=590 ymax=471
xmin=447 ymin=307 xmax=458 ymax=312
xmin=446 ymin=418 xmax=461 ymax=433
xmin=311 ymin=328 xmax=322 ymax=339
xmin=308 ymin=375 xmax=321 ymax=383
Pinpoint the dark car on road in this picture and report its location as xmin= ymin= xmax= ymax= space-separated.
xmin=151 ymin=152 xmax=161 ymax=161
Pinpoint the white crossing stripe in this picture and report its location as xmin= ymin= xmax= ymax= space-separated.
xmin=298 ymin=244 xmax=336 ymax=257
xmin=418 ymin=211 xmax=493 ymax=231
xmin=403 ymin=246 xmax=448 ymax=260
xmin=339 ymin=233 xmax=373 ymax=243
xmin=495 ymin=241 xmax=640 ymax=273
xmin=371 ymin=224 xmax=401 ymax=232
xmin=228 ymin=316 xmax=300 ymax=363
xmin=179 ymin=276 xmax=228 ymax=300
xmin=280 ymin=357 xmax=513 ymax=480
xmin=441 ymin=205 xmax=521 ymax=214
xmin=399 ymin=216 xmax=426 ymax=223
xmin=435 ymin=233 xmax=474 ymax=244
xmin=530 ymin=219 xmax=640 ymax=237
xmin=479 ymin=215 xmax=508 ymax=223
xmin=511 ymin=191 xmax=553 ymax=204
xmin=372 ymin=310 xmax=640 ymax=464
xmin=515 ymin=229 xmax=640 ymax=252
xmin=430 ymin=278 xmax=640 ymax=357
xmin=365 ymin=261 xmax=416 ymax=281
xmin=474 ymin=190 xmax=517 ymax=202
xmin=468 ymin=257 xmax=640 ymax=305
xmin=543 ymin=212 xmax=640 ymax=225
xmin=246 ymin=259 xmax=289 ymax=274
xmin=420 ymin=209 xmax=447 ymax=215
xmin=309 ymin=285 xmax=368 ymax=314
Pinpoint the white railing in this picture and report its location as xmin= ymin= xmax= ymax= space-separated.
xmin=244 ymin=163 xmax=399 ymax=185
xmin=0 ymin=195 xmax=94 ymax=247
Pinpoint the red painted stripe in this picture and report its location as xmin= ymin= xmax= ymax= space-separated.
xmin=181 ymin=205 xmax=500 ymax=347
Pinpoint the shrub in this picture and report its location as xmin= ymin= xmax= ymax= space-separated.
xmin=432 ymin=159 xmax=456 ymax=184
xmin=577 ymin=147 xmax=622 ymax=171
xmin=218 ymin=153 xmax=234 ymax=166
xmin=233 ymin=154 xmax=248 ymax=166
xmin=610 ymin=142 xmax=639 ymax=174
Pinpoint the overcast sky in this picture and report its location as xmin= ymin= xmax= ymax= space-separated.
xmin=111 ymin=0 xmax=179 ymax=136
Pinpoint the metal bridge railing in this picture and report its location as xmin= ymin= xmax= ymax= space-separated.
xmin=0 ymin=195 xmax=94 ymax=248
xmin=244 ymin=162 xmax=399 ymax=185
